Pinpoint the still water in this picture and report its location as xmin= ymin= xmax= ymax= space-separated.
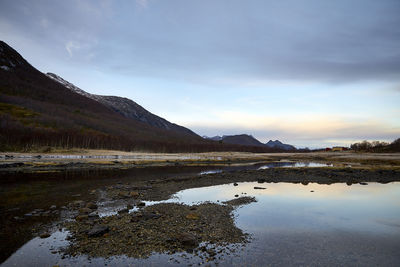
xmin=1 ymin=167 xmax=400 ymax=266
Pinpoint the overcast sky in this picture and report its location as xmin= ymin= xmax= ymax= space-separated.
xmin=1 ymin=0 xmax=399 ymax=148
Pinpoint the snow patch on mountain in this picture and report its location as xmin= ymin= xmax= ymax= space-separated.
xmin=46 ymin=73 xmax=198 ymax=137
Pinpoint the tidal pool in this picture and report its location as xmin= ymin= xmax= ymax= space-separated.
xmin=2 ymin=180 xmax=400 ymax=266
xmin=172 ymin=182 xmax=400 ymax=266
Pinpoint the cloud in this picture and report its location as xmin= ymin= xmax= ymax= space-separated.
xmin=65 ymin=41 xmax=80 ymax=57
xmin=186 ymin=112 xmax=400 ymax=147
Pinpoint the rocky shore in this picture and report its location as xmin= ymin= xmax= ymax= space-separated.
xmin=2 ymin=163 xmax=400 ymax=264
xmin=56 ymin=167 xmax=400 ymax=261
xmin=63 ymin=200 xmax=251 ymax=261
xmin=100 ymin=167 xmax=400 ymax=202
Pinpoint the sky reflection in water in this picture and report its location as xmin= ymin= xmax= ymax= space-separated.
xmin=3 ymin=182 xmax=400 ymax=266
xmin=174 ymin=182 xmax=400 ymax=235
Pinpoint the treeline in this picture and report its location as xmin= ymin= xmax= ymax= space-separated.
xmin=0 ymin=44 xmax=294 ymax=154
xmin=350 ymin=138 xmax=400 ymax=152
xmin=0 ymin=114 xmax=289 ymax=153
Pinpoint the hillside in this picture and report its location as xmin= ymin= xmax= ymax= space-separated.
xmin=265 ymin=140 xmax=296 ymax=150
xmin=0 ymin=40 xmax=206 ymax=152
xmin=46 ymin=73 xmax=197 ymax=137
xmin=0 ymin=41 xmax=283 ymax=153
xmin=204 ymin=135 xmax=296 ymax=151
xmin=219 ymin=134 xmax=265 ymax=147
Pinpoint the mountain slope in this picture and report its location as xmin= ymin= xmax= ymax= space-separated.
xmin=46 ymin=73 xmax=197 ymax=137
xmin=0 ymin=40 xmax=295 ymax=153
xmin=203 ymin=134 xmax=296 ymax=150
xmin=0 ymin=40 xmax=207 ymax=152
xmin=220 ymin=134 xmax=266 ymax=147
xmin=265 ymin=140 xmax=296 ymax=150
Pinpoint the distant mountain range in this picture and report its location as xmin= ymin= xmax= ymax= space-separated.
xmin=265 ymin=140 xmax=296 ymax=150
xmin=203 ymin=135 xmax=296 ymax=150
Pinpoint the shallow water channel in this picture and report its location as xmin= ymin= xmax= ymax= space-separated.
xmin=1 ymin=163 xmax=399 ymax=266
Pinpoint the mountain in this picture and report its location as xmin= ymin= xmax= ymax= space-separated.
xmin=0 ymin=40 xmax=295 ymax=153
xmin=203 ymin=135 xmax=296 ymax=150
xmin=46 ymin=73 xmax=197 ymax=137
xmin=0 ymin=40 xmax=208 ymax=152
xmin=204 ymin=134 xmax=265 ymax=147
xmin=220 ymin=134 xmax=266 ymax=147
xmin=265 ymin=140 xmax=296 ymax=150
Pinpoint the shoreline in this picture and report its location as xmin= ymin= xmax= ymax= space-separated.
xmin=1 ymin=151 xmax=400 ymax=173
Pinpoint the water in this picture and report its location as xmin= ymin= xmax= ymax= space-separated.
xmin=257 ymin=161 xmax=332 ymax=170
xmin=169 ymin=182 xmax=400 ymax=266
xmin=1 ymin=165 xmax=399 ymax=266
xmin=197 ymin=161 xmax=333 ymax=174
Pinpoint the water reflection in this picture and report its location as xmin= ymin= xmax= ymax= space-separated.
xmin=173 ymin=182 xmax=400 ymax=234
xmin=2 ymin=165 xmax=400 ymax=266
xmin=258 ymin=161 xmax=332 ymax=170
xmin=2 ymin=181 xmax=400 ymax=266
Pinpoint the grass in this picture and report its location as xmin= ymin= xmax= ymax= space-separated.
xmin=0 ymin=102 xmax=39 ymax=118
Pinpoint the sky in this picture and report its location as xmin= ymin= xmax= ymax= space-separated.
xmin=0 ymin=0 xmax=399 ymax=148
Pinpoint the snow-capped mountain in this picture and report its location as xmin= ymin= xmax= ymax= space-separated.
xmin=46 ymin=73 xmax=198 ymax=137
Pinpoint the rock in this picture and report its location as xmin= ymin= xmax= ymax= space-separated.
xmin=253 ymin=187 xmax=266 ymax=190
xmin=50 ymin=205 xmax=57 ymax=210
xmin=7 ymin=207 xmax=20 ymax=212
xmin=88 ymin=212 xmax=99 ymax=219
xmin=137 ymin=202 xmax=146 ymax=207
xmin=40 ymin=233 xmax=51 ymax=239
xmin=76 ymin=215 xmax=89 ymax=221
xmin=129 ymin=191 xmax=140 ymax=198
xmin=87 ymin=225 xmax=109 ymax=237
xmin=233 ymin=183 xmax=238 ymax=186
xmin=131 ymin=212 xmax=161 ymax=222
xmin=234 ymin=194 xmax=239 ymax=197
xmin=310 ymin=190 xmax=314 ymax=192
xmin=118 ymin=191 xmax=130 ymax=198
xmin=86 ymin=202 xmax=98 ymax=209
xmin=176 ymin=233 xmax=198 ymax=247
xmin=118 ymin=208 xmax=129 ymax=214
xmin=79 ymin=208 xmax=93 ymax=214
xmin=224 ymin=196 xmax=257 ymax=206
xmin=13 ymin=216 xmax=24 ymax=222
xmin=359 ymin=182 xmax=368 ymax=185
xmin=72 ymin=200 xmax=85 ymax=207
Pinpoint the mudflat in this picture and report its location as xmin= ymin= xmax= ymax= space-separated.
xmin=1 ymin=151 xmax=400 ymax=172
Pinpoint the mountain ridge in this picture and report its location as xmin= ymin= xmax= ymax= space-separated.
xmin=203 ymin=134 xmax=296 ymax=150
xmin=46 ymin=73 xmax=197 ymax=137
xmin=0 ymin=40 xmax=285 ymax=153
